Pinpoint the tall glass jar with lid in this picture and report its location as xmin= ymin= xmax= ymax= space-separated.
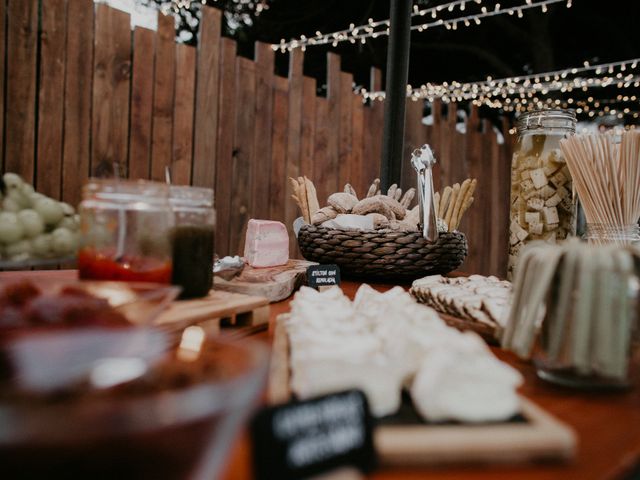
xmin=508 ymin=109 xmax=577 ymax=279
xmin=78 ymin=180 xmax=173 ymax=283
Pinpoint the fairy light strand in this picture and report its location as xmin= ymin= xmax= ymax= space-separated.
xmin=273 ymin=0 xmax=570 ymax=52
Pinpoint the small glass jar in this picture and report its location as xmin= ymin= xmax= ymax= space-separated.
xmin=170 ymin=186 xmax=215 ymax=299
xmin=508 ymin=109 xmax=577 ymax=279
xmin=583 ymin=223 xmax=640 ymax=246
xmin=78 ymin=180 xmax=173 ymax=283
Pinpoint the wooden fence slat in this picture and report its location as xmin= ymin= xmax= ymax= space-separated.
xmin=91 ymin=4 xmax=131 ymax=178
xmin=0 ymin=0 xmax=6 ymax=172
xmin=214 ymin=38 xmax=237 ymax=257
xmin=269 ymin=76 xmax=288 ymax=223
xmin=62 ymin=0 xmax=93 ymax=205
xmin=285 ymin=49 xmax=303 ymax=257
xmin=367 ymin=67 xmax=383 ymax=183
xmin=192 ymin=7 xmax=221 ymax=189
xmin=300 ymin=76 xmax=316 ymax=179
xmin=253 ymin=42 xmax=274 ymax=220
xmin=150 ymin=13 xmax=175 ymax=182
xmin=338 ymin=72 xmax=353 ymax=189
xmin=4 ymin=0 xmax=38 ymax=181
xmin=325 ymin=52 xmax=341 ymax=197
xmin=172 ymin=43 xmax=196 ymax=185
xmin=128 ymin=27 xmax=155 ymax=181
xmin=400 ymin=99 xmax=424 ymax=194
xmin=36 ymin=0 xmax=67 ymax=199
xmin=350 ymin=94 xmax=365 ymax=197
xmin=229 ymin=57 xmax=256 ymax=255
xmin=314 ymin=97 xmax=330 ymax=205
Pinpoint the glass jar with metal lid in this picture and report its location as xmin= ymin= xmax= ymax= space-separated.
xmin=78 ymin=180 xmax=173 ymax=283
xmin=508 ymin=109 xmax=577 ymax=279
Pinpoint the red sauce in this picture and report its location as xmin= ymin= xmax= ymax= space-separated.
xmin=78 ymin=249 xmax=172 ymax=284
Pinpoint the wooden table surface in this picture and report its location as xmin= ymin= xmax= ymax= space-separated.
xmin=1 ymin=271 xmax=638 ymax=480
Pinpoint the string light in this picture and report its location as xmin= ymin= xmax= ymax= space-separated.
xmin=273 ymin=0 xmax=569 ymax=52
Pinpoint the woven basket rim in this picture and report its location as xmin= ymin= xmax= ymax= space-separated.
xmin=299 ymin=223 xmax=467 ymax=237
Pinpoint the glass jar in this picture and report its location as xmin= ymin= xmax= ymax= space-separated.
xmin=508 ymin=109 xmax=577 ymax=279
xmin=170 ymin=186 xmax=215 ymax=299
xmin=583 ymin=223 xmax=640 ymax=246
xmin=78 ymin=180 xmax=173 ymax=283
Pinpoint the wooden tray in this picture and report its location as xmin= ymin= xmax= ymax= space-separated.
xmin=155 ymin=290 xmax=270 ymax=338
xmin=214 ymin=259 xmax=316 ymax=303
xmin=269 ymin=315 xmax=576 ymax=466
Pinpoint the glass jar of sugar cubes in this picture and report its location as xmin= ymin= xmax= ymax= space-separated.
xmin=508 ymin=109 xmax=577 ymax=279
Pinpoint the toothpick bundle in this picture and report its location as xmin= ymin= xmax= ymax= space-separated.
xmin=560 ymin=130 xmax=640 ymax=236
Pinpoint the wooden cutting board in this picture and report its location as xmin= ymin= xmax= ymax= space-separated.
xmin=214 ymin=259 xmax=317 ymax=302
xmin=269 ymin=315 xmax=576 ymax=466
xmin=155 ymin=290 xmax=270 ymax=337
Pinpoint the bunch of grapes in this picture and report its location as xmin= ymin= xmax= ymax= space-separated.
xmin=0 ymin=174 xmax=80 ymax=261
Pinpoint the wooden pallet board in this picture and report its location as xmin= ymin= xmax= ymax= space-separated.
xmin=155 ymin=290 xmax=270 ymax=337
xmin=269 ymin=315 xmax=576 ymax=466
xmin=214 ymin=259 xmax=316 ymax=302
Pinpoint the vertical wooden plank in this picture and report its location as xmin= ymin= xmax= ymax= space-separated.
xmin=325 ymin=52 xmax=341 ymax=196
xmin=150 ymin=13 xmax=175 ymax=182
xmin=313 ymin=97 xmax=330 ymax=206
xmin=430 ymin=99 xmax=443 ymax=189
xmin=463 ymin=105 xmax=485 ymax=275
xmin=229 ymin=57 xmax=256 ymax=255
xmin=338 ymin=72 xmax=353 ymax=190
xmin=0 ymin=0 xmax=6 ymax=172
xmin=4 ymin=0 xmax=38 ymax=180
xmin=492 ymin=115 xmax=513 ymax=277
xmin=269 ymin=76 xmax=288 ymax=223
xmin=36 ymin=0 xmax=67 ymax=199
xmin=172 ymin=43 xmax=196 ymax=185
xmin=62 ymin=0 xmax=93 ymax=205
xmin=253 ymin=42 xmax=274 ymax=219
xmin=192 ymin=7 xmax=221 ymax=188
xmin=91 ymin=4 xmax=131 ymax=177
xmin=368 ymin=67 xmax=384 ymax=182
xmin=350 ymin=94 xmax=364 ymax=198
xmin=300 ymin=76 xmax=316 ymax=179
xmin=400 ymin=99 xmax=423 ymax=195
xmin=214 ymin=38 xmax=237 ymax=257
xmin=128 ymin=27 xmax=155 ymax=181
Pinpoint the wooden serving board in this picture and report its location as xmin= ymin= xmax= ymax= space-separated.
xmin=155 ymin=290 xmax=270 ymax=338
xmin=269 ymin=315 xmax=576 ymax=466
xmin=214 ymin=259 xmax=317 ymax=303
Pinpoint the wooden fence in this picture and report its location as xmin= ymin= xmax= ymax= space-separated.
xmin=0 ymin=0 xmax=513 ymax=277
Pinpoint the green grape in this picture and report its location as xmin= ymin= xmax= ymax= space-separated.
xmin=6 ymin=239 xmax=32 ymax=260
xmin=0 ymin=212 xmax=24 ymax=243
xmin=17 ymin=209 xmax=45 ymax=238
xmin=60 ymin=202 xmax=75 ymax=216
xmin=57 ymin=216 xmax=79 ymax=232
xmin=31 ymin=233 xmax=53 ymax=258
xmin=34 ymin=198 xmax=64 ymax=226
xmin=8 ymin=190 xmax=30 ymax=209
xmin=3 ymin=173 xmax=23 ymax=191
xmin=2 ymin=197 xmax=21 ymax=213
xmin=51 ymin=227 xmax=77 ymax=255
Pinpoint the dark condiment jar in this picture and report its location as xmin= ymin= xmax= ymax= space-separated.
xmin=170 ymin=186 xmax=215 ymax=299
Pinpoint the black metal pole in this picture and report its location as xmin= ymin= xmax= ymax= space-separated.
xmin=380 ymin=0 xmax=412 ymax=191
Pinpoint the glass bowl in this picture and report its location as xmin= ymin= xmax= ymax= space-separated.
xmin=0 ymin=333 xmax=269 ymax=479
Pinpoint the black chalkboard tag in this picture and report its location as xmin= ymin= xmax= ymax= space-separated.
xmin=250 ymin=390 xmax=376 ymax=480
xmin=306 ymin=264 xmax=341 ymax=290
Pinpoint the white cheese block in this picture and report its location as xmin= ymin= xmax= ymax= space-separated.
xmin=243 ymin=219 xmax=289 ymax=268
xmin=530 ymin=168 xmax=548 ymax=189
xmin=543 ymin=206 xmax=559 ymax=225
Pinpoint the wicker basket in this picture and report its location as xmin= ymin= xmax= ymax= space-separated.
xmin=297 ymin=224 xmax=467 ymax=280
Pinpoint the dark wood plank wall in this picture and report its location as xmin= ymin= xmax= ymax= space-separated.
xmin=0 ymin=2 xmax=513 ymax=277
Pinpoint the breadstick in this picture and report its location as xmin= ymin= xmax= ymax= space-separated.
xmin=387 ymin=184 xmax=398 ymax=199
xmin=400 ymin=188 xmax=416 ymax=209
xmin=304 ymin=176 xmax=320 ymax=220
xmin=366 ymin=179 xmax=380 ymax=198
xmin=439 ymin=186 xmax=452 ymax=218
xmin=453 ymin=179 xmax=477 ymax=230
xmin=450 ymin=179 xmax=471 ymax=232
xmin=444 ymin=183 xmax=460 ymax=228
xmin=344 ymin=183 xmax=358 ymax=199
xmin=394 ymin=187 xmax=402 ymax=201
xmin=434 ymin=191 xmax=440 ymax=218
xmin=289 ymin=177 xmax=307 ymax=222
xmin=454 ymin=196 xmax=475 ymax=230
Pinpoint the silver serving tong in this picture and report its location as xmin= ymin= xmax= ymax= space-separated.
xmin=411 ymin=145 xmax=439 ymax=243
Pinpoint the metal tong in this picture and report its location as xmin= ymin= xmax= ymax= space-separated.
xmin=411 ymin=145 xmax=439 ymax=243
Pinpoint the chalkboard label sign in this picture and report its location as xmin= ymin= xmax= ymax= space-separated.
xmin=306 ymin=264 xmax=341 ymax=289
xmin=251 ymin=390 xmax=376 ymax=480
